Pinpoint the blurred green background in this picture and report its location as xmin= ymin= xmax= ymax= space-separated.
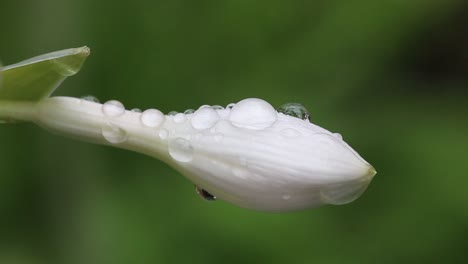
xmin=1 ymin=0 xmax=467 ymax=263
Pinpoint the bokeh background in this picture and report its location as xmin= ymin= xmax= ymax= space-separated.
xmin=1 ymin=0 xmax=467 ymax=263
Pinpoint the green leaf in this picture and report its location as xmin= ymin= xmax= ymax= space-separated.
xmin=0 ymin=46 xmax=90 ymax=101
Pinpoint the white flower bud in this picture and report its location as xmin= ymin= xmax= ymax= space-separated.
xmin=7 ymin=96 xmax=375 ymax=212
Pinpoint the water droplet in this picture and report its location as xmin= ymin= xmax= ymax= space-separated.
xmin=168 ymin=138 xmax=194 ymax=162
xmin=102 ymin=100 xmax=125 ymax=117
xmin=229 ymin=98 xmax=277 ymax=130
xmin=131 ymin=108 xmax=142 ymax=113
xmin=184 ymin=109 xmax=195 ymax=114
xmin=232 ymin=168 xmax=249 ymax=179
xmin=277 ymin=103 xmax=310 ymax=121
xmin=211 ymin=105 xmax=224 ymax=110
xmin=333 ymin=133 xmax=343 ymax=140
xmin=226 ymin=103 xmax=235 ymax=109
xmin=191 ymin=107 xmax=219 ymax=130
xmin=159 ymin=129 xmax=168 ymax=140
xmin=141 ymin=109 xmax=164 ymax=128
xmin=173 ymin=113 xmax=186 ymax=123
xmin=214 ymin=134 xmax=223 ymax=142
xmin=281 ymin=128 xmax=300 ymax=137
xmin=168 ymin=111 xmax=178 ymax=116
xmin=101 ymin=123 xmax=128 ymax=144
xmin=81 ymin=95 xmax=100 ymax=103
xmin=195 ymin=186 xmax=216 ymax=201
xmin=282 ymin=194 xmax=291 ymax=200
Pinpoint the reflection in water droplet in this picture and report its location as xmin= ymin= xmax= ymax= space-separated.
xmin=333 ymin=133 xmax=343 ymax=140
xmin=173 ymin=113 xmax=186 ymax=123
xmin=102 ymin=100 xmax=125 ymax=117
xmin=101 ymin=123 xmax=128 ymax=144
xmin=131 ymin=108 xmax=142 ymax=113
xmin=81 ymin=95 xmax=100 ymax=103
xmin=168 ymin=111 xmax=178 ymax=116
xmin=195 ymin=186 xmax=216 ymax=201
xmin=277 ymin=103 xmax=310 ymax=121
xmin=168 ymin=138 xmax=194 ymax=162
xmin=281 ymin=128 xmax=300 ymax=137
xmin=141 ymin=109 xmax=164 ymax=128
xmin=184 ymin=109 xmax=195 ymax=114
xmin=229 ymin=98 xmax=277 ymax=130
xmin=191 ymin=107 xmax=219 ymax=130
xmin=159 ymin=129 xmax=168 ymax=140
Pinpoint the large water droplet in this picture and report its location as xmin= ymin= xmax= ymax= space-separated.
xmin=141 ymin=109 xmax=164 ymax=128
xmin=191 ymin=107 xmax=219 ymax=130
xmin=184 ymin=109 xmax=195 ymax=114
xmin=131 ymin=108 xmax=142 ymax=113
xmin=195 ymin=186 xmax=216 ymax=201
xmin=173 ymin=113 xmax=186 ymax=123
xmin=159 ymin=129 xmax=168 ymax=140
xmin=229 ymin=98 xmax=277 ymax=130
xmin=168 ymin=138 xmax=194 ymax=162
xmin=81 ymin=95 xmax=100 ymax=103
xmin=102 ymin=100 xmax=125 ymax=117
xmin=101 ymin=123 xmax=128 ymax=144
xmin=277 ymin=103 xmax=310 ymax=121
xmin=168 ymin=111 xmax=178 ymax=116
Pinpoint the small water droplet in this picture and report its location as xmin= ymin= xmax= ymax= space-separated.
xmin=195 ymin=186 xmax=216 ymax=201
xmin=141 ymin=109 xmax=164 ymax=128
xmin=173 ymin=113 xmax=186 ymax=123
xmin=226 ymin=103 xmax=235 ymax=109
xmin=81 ymin=95 xmax=100 ymax=103
xmin=211 ymin=105 xmax=224 ymax=110
xmin=214 ymin=134 xmax=223 ymax=142
xmin=239 ymin=157 xmax=247 ymax=166
xmin=282 ymin=194 xmax=291 ymax=200
xmin=102 ymin=100 xmax=125 ymax=117
xmin=333 ymin=133 xmax=343 ymax=140
xmin=191 ymin=107 xmax=219 ymax=130
xmin=281 ymin=128 xmax=300 ymax=137
xmin=229 ymin=98 xmax=277 ymax=130
xmin=131 ymin=108 xmax=142 ymax=113
xmin=232 ymin=168 xmax=249 ymax=179
xmin=101 ymin=123 xmax=128 ymax=144
xmin=168 ymin=138 xmax=194 ymax=162
xmin=277 ymin=103 xmax=310 ymax=121
xmin=159 ymin=129 xmax=168 ymax=140
xmin=184 ymin=109 xmax=195 ymax=114
xmin=168 ymin=111 xmax=178 ymax=116
xmin=195 ymin=185 xmax=216 ymax=201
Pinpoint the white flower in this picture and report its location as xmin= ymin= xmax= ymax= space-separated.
xmin=28 ymin=97 xmax=377 ymax=212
